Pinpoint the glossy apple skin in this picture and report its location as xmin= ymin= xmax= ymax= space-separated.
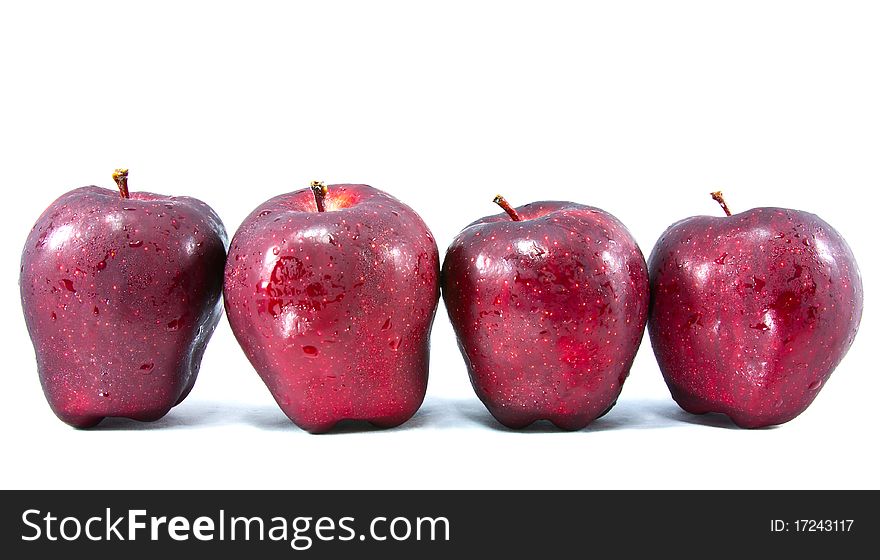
xmin=20 ymin=187 xmax=228 ymax=428
xmin=648 ymin=207 xmax=863 ymax=428
xmin=224 ymin=184 xmax=440 ymax=433
xmin=442 ymin=201 xmax=650 ymax=429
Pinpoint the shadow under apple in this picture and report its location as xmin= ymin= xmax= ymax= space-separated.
xmin=81 ymin=395 xmax=754 ymax=432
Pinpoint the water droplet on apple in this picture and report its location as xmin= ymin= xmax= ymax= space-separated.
xmin=171 ymin=219 xmax=180 ymax=230
xmin=93 ymin=306 xmax=100 ymax=316
xmin=302 ymin=345 xmax=318 ymax=357
xmin=809 ymin=379 xmax=822 ymax=391
xmin=753 ymin=277 xmax=766 ymax=292
xmin=166 ymin=318 xmax=182 ymax=331
xmin=272 ymin=247 xmax=280 ymax=255
xmin=164 ymin=203 xmax=174 ymax=209
xmin=98 ymin=390 xmax=110 ymax=398
xmin=50 ymin=311 xmax=57 ymax=321
xmin=123 ymin=206 xmax=137 ymax=211
xmin=129 ymin=240 xmax=143 ymax=248
xmin=96 ymin=259 xmax=106 ymax=270
xmin=61 ymin=279 xmax=76 ymax=292
xmin=140 ymin=362 xmax=155 ymax=373
xmin=381 ymin=318 xmax=392 ymax=330
xmin=389 ymin=337 xmax=402 ymax=350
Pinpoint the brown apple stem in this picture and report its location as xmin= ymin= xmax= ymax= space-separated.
xmin=711 ymin=191 xmax=732 ymax=216
xmin=311 ymin=180 xmax=328 ymax=212
xmin=493 ymin=194 xmax=522 ymax=221
xmin=113 ymin=168 xmax=130 ymax=199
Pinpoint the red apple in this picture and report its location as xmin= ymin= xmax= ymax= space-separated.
xmin=441 ymin=195 xmax=650 ymax=429
xmin=224 ymin=182 xmax=440 ymax=433
xmin=648 ymin=192 xmax=863 ymax=428
xmin=20 ymin=169 xmax=228 ymax=427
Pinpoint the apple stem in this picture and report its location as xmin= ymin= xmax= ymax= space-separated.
xmin=113 ymin=168 xmax=130 ymax=199
xmin=711 ymin=191 xmax=732 ymax=216
xmin=493 ymin=195 xmax=522 ymax=221
xmin=310 ymin=181 xmax=328 ymax=212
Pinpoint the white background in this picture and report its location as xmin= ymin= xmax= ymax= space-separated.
xmin=1 ymin=1 xmax=877 ymax=489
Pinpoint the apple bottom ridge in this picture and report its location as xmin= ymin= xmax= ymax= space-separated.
xmin=666 ymin=385 xmax=817 ymax=429
xmin=40 ymin=368 xmax=197 ymax=429
xmin=278 ymin=404 xmax=424 ymax=434
xmin=479 ymin=396 xmax=621 ymax=431
xmin=49 ymin=403 xmax=177 ymax=430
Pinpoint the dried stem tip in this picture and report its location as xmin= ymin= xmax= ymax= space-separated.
xmin=113 ymin=168 xmax=130 ymax=199
xmin=310 ymin=180 xmax=328 ymax=212
xmin=711 ymin=191 xmax=732 ymax=216
xmin=493 ymin=194 xmax=522 ymax=221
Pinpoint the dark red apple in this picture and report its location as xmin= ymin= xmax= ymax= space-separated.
xmin=441 ymin=195 xmax=650 ymax=429
xmin=224 ymin=182 xmax=440 ymax=433
xmin=20 ymin=169 xmax=228 ymax=428
xmin=648 ymin=192 xmax=863 ymax=428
